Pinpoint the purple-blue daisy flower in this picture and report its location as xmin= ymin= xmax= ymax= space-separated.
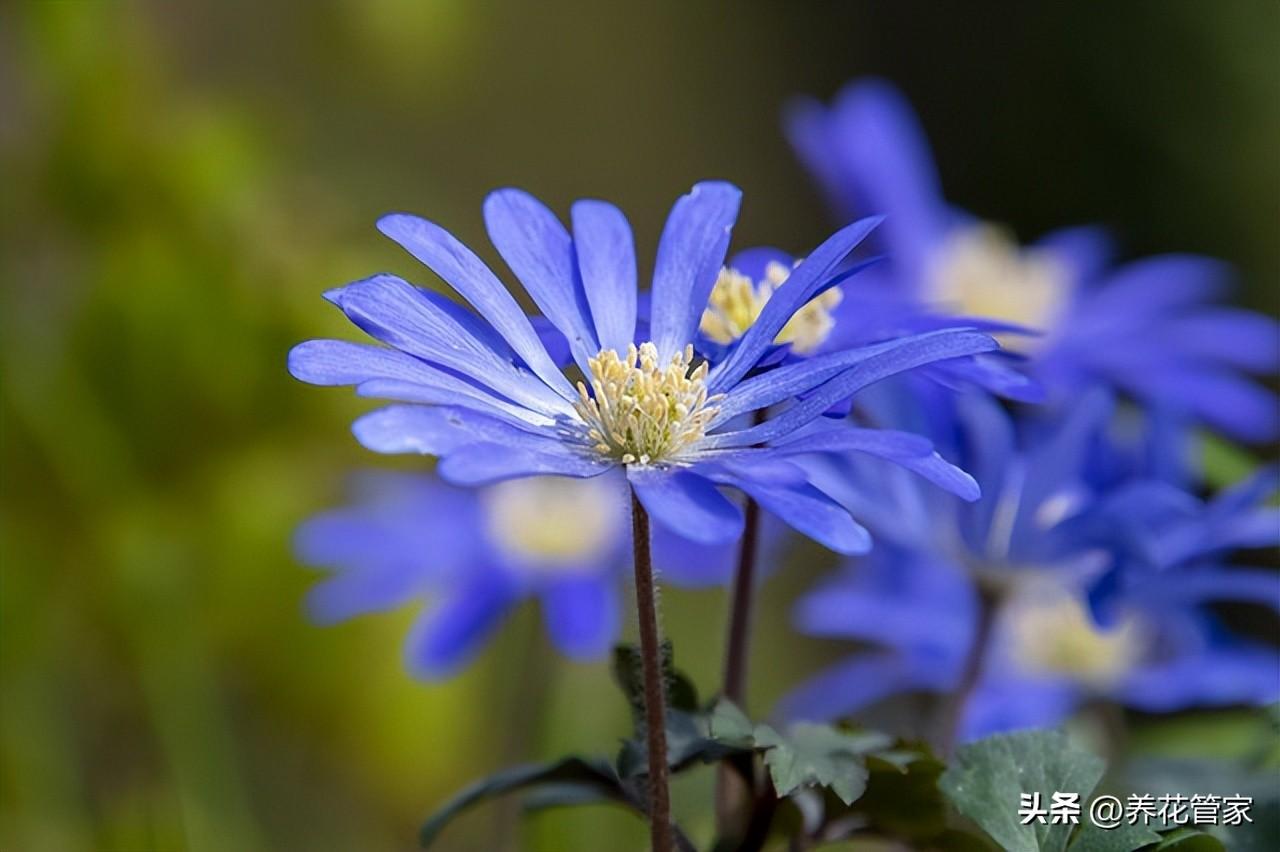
xmin=296 ymin=471 xmax=629 ymax=678
xmin=782 ymin=388 xmax=1280 ymax=740
xmin=287 ymin=182 xmax=997 ymax=551
xmin=786 ymin=79 xmax=1280 ymax=442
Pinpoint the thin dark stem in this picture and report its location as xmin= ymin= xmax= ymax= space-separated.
xmin=714 ymin=493 xmax=760 ymax=840
xmin=716 ymin=409 xmax=768 ymax=842
xmin=722 ymin=494 xmax=761 ymax=705
xmin=630 ymin=489 xmax=672 ymax=852
xmin=938 ymin=584 xmax=1001 ymax=756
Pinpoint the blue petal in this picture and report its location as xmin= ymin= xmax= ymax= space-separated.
xmin=1075 ymin=255 xmax=1230 ymax=324
xmin=770 ymin=426 xmax=932 ymax=459
xmin=893 ymin=453 xmax=982 ymax=502
xmin=709 ymin=329 xmax=998 ymax=446
xmin=794 ymin=554 xmax=975 ymax=652
xmin=439 ymin=443 xmax=615 ymax=486
xmin=778 ymin=652 xmax=947 ymax=723
xmin=1035 ymin=225 xmax=1115 ymax=286
xmin=352 ymin=405 xmax=563 ymax=457
xmin=954 ymin=392 xmax=1016 ymax=534
xmin=483 ymin=189 xmax=599 ymax=369
xmin=404 ymin=575 xmax=517 ymax=679
xmin=529 ymin=315 xmax=574 ymax=367
xmin=627 ymin=468 xmax=744 ymax=545
xmin=572 ymin=199 xmax=638 ymax=355
xmin=783 ymin=96 xmax=861 ymax=220
xmin=709 ymin=215 xmax=883 ymax=393
xmin=289 ymin=338 xmax=554 ymax=427
xmin=325 ymin=274 xmax=571 ymax=416
xmin=377 ymin=213 xmax=576 ymax=399
xmin=1019 ymin=388 xmax=1114 ymax=518
xmin=826 ymin=79 xmax=950 ymax=273
xmin=1153 ymin=567 xmax=1280 ymax=611
xmin=961 ymin=677 xmax=1082 ymax=742
xmin=651 ymin=525 xmax=740 ymax=587
xmin=288 ymin=338 xmax=464 ymax=387
xmin=711 ymin=332 xmax=942 ymax=425
xmin=307 ymin=566 xmax=425 ymax=625
xmin=727 ymin=247 xmax=795 ymax=281
xmin=1111 ymin=365 xmax=1280 ymax=444
xmin=1152 ymin=309 xmax=1280 ymax=372
xmin=540 ymin=576 xmax=619 ymax=661
xmin=648 ymin=182 xmax=742 ymax=362
xmin=1114 ymin=644 xmax=1280 ymax=712
xmin=706 ymin=470 xmax=870 ymax=555
xmin=354 ymin=379 xmax=556 ymax=429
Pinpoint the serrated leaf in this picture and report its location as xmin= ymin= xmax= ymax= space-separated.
xmin=852 ymin=749 xmax=951 ymax=840
xmin=420 ymin=756 xmax=620 ymax=847
xmin=707 ymin=698 xmax=755 ymax=743
xmin=617 ymin=708 xmax=753 ymax=778
xmin=940 ymin=730 xmax=1106 ymax=852
xmin=754 ymin=723 xmax=883 ymax=805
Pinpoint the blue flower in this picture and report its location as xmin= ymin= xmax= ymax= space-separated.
xmin=289 ymin=183 xmax=997 ymax=552
xmin=690 ymin=245 xmax=1040 ymax=412
xmin=783 ymin=389 xmax=1280 ymax=738
xmin=786 ymin=79 xmax=1280 ymax=442
xmin=296 ymin=471 xmax=629 ymax=677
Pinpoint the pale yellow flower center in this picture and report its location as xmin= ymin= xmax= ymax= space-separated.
xmin=573 ymin=342 xmax=721 ymax=465
xmin=1007 ymin=586 xmax=1144 ymax=687
xmin=927 ymin=224 xmax=1069 ymax=352
xmin=700 ymin=261 xmax=843 ymax=355
xmin=484 ymin=476 xmax=621 ymax=566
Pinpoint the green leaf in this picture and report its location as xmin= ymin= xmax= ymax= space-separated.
xmin=707 ymin=698 xmax=755 ymax=743
xmin=617 ymin=708 xmax=753 ymax=778
xmin=940 ymin=730 xmax=1106 ymax=852
xmin=754 ymin=723 xmax=887 ymax=805
xmin=1068 ymin=821 xmax=1161 ymax=852
xmin=853 ymin=748 xmax=952 ymax=840
xmin=419 ymin=756 xmax=621 ymax=848
xmin=1153 ymin=828 xmax=1226 ymax=852
xmin=610 ymin=641 xmax=699 ymax=734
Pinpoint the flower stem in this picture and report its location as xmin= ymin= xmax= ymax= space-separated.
xmin=938 ymin=584 xmax=1000 ymax=756
xmin=716 ymin=410 xmax=767 ymax=842
xmin=721 ymin=493 xmax=761 ymax=705
xmin=630 ymin=489 xmax=672 ymax=852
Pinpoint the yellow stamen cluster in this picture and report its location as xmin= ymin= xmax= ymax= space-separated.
xmin=700 ymin=261 xmax=843 ymax=355
xmin=1008 ymin=588 xmax=1144 ymax=687
xmin=484 ymin=477 xmax=621 ymax=566
xmin=574 ymin=342 xmax=721 ymax=465
xmin=927 ymin=224 xmax=1068 ymax=352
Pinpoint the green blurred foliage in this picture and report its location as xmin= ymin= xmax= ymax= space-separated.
xmin=1 ymin=1 xmax=1275 ymax=850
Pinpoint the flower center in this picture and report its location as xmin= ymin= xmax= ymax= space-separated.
xmin=700 ymin=261 xmax=843 ymax=355
xmin=484 ymin=476 xmax=621 ymax=567
xmin=1007 ymin=586 xmax=1145 ymax=687
xmin=574 ymin=342 xmax=721 ymax=465
xmin=927 ymin=224 xmax=1068 ymax=352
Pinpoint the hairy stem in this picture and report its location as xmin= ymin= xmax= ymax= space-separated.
xmin=630 ymin=490 xmax=672 ymax=852
xmin=938 ymin=584 xmax=1000 ymax=756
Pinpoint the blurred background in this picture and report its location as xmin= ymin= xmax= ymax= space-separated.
xmin=1 ymin=1 xmax=1276 ymax=850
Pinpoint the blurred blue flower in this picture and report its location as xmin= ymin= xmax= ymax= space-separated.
xmin=289 ymin=183 xmax=996 ymax=553
xmin=784 ymin=390 xmax=1280 ymax=738
xmin=296 ymin=471 xmax=628 ymax=677
xmin=690 ymin=246 xmax=1041 ymax=419
xmin=785 ymin=551 xmax=1278 ymax=740
xmin=786 ymin=79 xmax=1280 ymax=442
